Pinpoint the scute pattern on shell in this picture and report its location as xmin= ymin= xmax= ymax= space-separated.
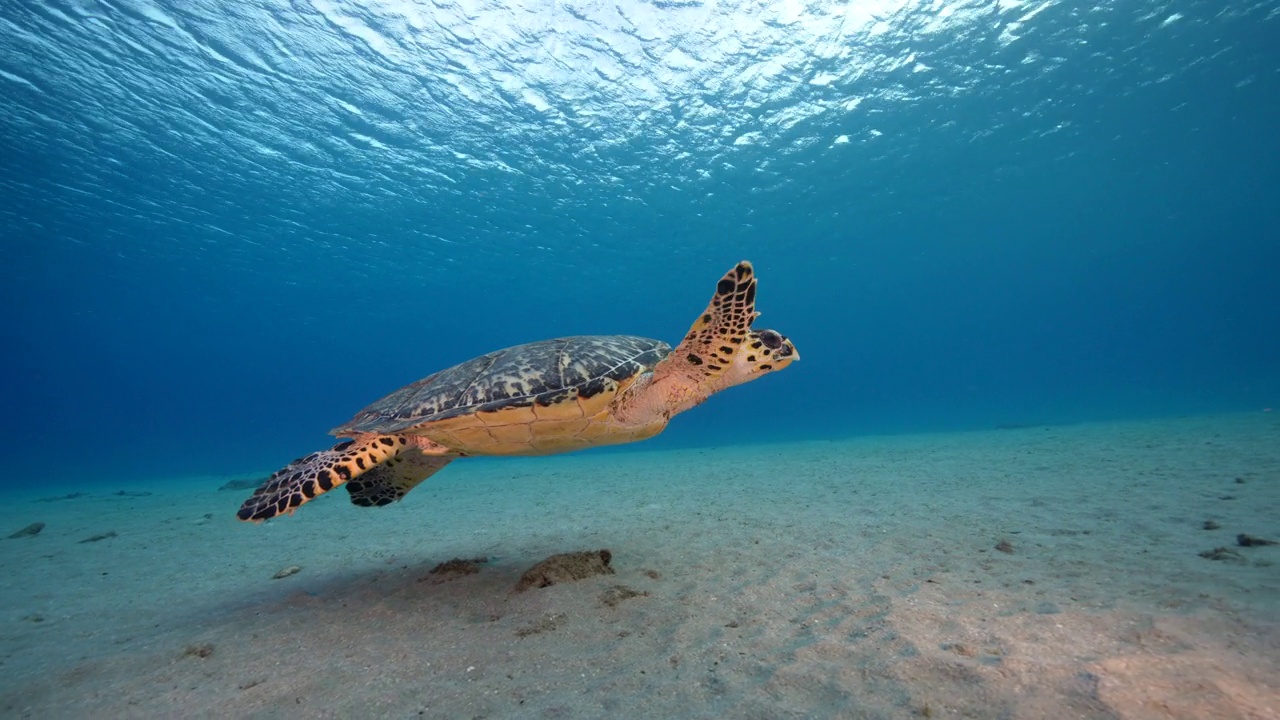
xmin=333 ymin=335 xmax=671 ymax=435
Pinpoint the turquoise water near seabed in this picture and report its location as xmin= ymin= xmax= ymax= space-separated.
xmin=1 ymin=0 xmax=1278 ymax=489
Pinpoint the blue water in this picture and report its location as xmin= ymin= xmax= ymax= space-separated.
xmin=2 ymin=0 xmax=1277 ymax=488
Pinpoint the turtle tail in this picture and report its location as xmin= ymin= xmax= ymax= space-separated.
xmin=236 ymin=436 xmax=411 ymax=522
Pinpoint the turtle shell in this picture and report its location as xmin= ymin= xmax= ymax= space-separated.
xmin=333 ymin=335 xmax=671 ymax=438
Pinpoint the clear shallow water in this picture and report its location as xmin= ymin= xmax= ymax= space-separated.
xmin=2 ymin=0 xmax=1278 ymax=486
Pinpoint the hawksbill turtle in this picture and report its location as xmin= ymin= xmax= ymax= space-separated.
xmin=237 ymin=261 xmax=798 ymax=522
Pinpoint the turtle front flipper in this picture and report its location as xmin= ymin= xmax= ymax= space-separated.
xmin=346 ymin=450 xmax=454 ymax=508
xmin=666 ymin=260 xmax=798 ymax=385
xmin=236 ymin=435 xmax=413 ymax=522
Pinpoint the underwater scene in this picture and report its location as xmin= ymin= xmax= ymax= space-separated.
xmin=2 ymin=0 xmax=1277 ymax=717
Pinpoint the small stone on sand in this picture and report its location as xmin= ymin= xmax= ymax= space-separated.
xmin=515 ymin=550 xmax=614 ymax=592
xmin=7 ymin=522 xmax=45 ymax=539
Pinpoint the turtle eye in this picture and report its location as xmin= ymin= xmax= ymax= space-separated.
xmin=758 ymin=329 xmax=784 ymax=350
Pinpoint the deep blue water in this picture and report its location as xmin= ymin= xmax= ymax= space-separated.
xmin=2 ymin=0 xmax=1278 ymax=488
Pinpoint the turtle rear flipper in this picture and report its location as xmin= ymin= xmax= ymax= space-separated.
xmin=236 ymin=436 xmax=412 ymax=522
xmin=346 ymin=450 xmax=454 ymax=507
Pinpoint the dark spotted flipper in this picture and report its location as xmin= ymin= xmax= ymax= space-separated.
xmin=236 ymin=436 xmax=412 ymax=522
xmin=346 ymin=450 xmax=454 ymax=507
xmin=671 ymin=261 xmax=759 ymax=376
xmin=664 ymin=260 xmax=797 ymax=384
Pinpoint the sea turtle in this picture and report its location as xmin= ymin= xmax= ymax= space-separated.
xmin=237 ymin=261 xmax=798 ymax=522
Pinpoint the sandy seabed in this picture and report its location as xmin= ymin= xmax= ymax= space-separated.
xmin=1 ymin=413 xmax=1277 ymax=719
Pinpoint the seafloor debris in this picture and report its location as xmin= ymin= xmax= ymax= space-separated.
xmin=218 ymin=477 xmax=264 ymax=492
xmin=515 ymin=549 xmax=614 ymax=592
xmin=272 ymin=565 xmax=302 ymax=579
xmin=1236 ymin=533 xmax=1278 ymax=547
xmin=182 ymin=643 xmax=214 ymax=658
xmin=7 ymin=522 xmax=44 ymax=539
xmin=1203 ymin=520 xmax=1221 ymax=530
xmin=600 ymin=584 xmax=649 ymax=608
xmin=78 ymin=531 xmax=117 ymax=543
xmin=994 ymin=539 xmax=1015 ymax=554
xmin=35 ymin=492 xmax=87 ymax=502
xmin=515 ymin=612 xmax=568 ymax=637
xmin=423 ymin=556 xmax=488 ymax=583
xmin=1199 ymin=547 xmax=1247 ymax=564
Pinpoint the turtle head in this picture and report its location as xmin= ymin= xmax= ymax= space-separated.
xmin=630 ymin=262 xmax=798 ymax=422
xmin=751 ymin=327 xmax=800 ymax=370
xmin=714 ymin=326 xmax=799 ymax=389
xmin=669 ymin=260 xmax=799 ymax=395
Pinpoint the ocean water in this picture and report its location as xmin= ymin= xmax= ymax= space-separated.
xmin=2 ymin=0 xmax=1278 ymax=489
xmin=4 ymin=3 xmax=1280 ymax=716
